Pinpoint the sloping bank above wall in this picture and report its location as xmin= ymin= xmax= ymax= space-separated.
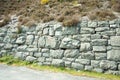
xmin=0 ymin=19 xmax=120 ymax=75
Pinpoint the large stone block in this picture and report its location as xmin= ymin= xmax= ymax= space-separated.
xmin=50 ymin=50 xmax=64 ymax=59
xmin=93 ymin=46 xmax=106 ymax=52
xmin=26 ymin=56 xmax=37 ymax=62
xmin=45 ymin=36 xmax=58 ymax=48
xmin=91 ymin=60 xmax=100 ymax=68
xmin=75 ymin=59 xmax=90 ymax=65
xmin=80 ymin=28 xmax=95 ymax=34
xmin=110 ymin=36 xmax=120 ymax=47
xmin=81 ymin=52 xmax=94 ymax=60
xmin=80 ymin=43 xmax=91 ymax=51
xmin=95 ymin=53 xmax=106 ymax=60
xmin=62 ymin=26 xmax=80 ymax=35
xmin=26 ymin=35 xmax=34 ymax=45
xmin=91 ymin=39 xmax=108 ymax=46
xmin=100 ymin=60 xmax=117 ymax=70
xmin=60 ymin=37 xmax=80 ymax=49
xmin=95 ymin=27 xmax=109 ymax=32
xmin=52 ymin=59 xmax=64 ymax=67
xmin=107 ymin=50 xmax=120 ymax=61
xmin=80 ymin=34 xmax=91 ymax=42
xmin=38 ymin=36 xmax=46 ymax=48
xmin=64 ymin=49 xmax=79 ymax=58
xmin=16 ymin=36 xmax=26 ymax=44
xmin=71 ymin=63 xmax=84 ymax=70
xmin=88 ymin=21 xmax=97 ymax=28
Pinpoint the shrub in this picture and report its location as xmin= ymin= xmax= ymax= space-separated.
xmin=63 ymin=15 xmax=79 ymax=27
xmin=112 ymin=3 xmax=120 ymax=12
xmin=40 ymin=0 xmax=49 ymax=5
xmin=0 ymin=16 xmax=10 ymax=27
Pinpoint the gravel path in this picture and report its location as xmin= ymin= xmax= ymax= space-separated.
xmin=0 ymin=64 xmax=102 ymax=80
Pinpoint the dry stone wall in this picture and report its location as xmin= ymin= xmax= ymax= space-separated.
xmin=0 ymin=19 xmax=120 ymax=75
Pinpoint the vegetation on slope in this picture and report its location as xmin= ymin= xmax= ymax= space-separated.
xmin=0 ymin=0 xmax=120 ymax=27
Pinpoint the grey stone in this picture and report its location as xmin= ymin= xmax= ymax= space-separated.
xmin=98 ymin=21 xmax=109 ymax=27
xmin=101 ymin=31 xmax=116 ymax=36
xmin=34 ymin=52 xmax=42 ymax=57
xmin=88 ymin=21 xmax=97 ymax=28
xmin=64 ymin=61 xmax=71 ymax=67
xmin=118 ymin=64 xmax=120 ymax=70
xmin=46 ymin=58 xmax=52 ymax=62
xmin=42 ymin=53 xmax=50 ymax=58
xmin=80 ymin=28 xmax=95 ymax=34
xmin=16 ymin=36 xmax=26 ymax=44
xmin=93 ymin=68 xmax=103 ymax=73
xmin=37 ymin=57 xmax=45 ymax=62
xmin=17 ymin=45 xmax=27 ymax=51
xmin=41 ymin=49 xmax=50 ymax=53
xmin=93 ymin=46 xmax=106 ymax=52
xmin=80 ymin=34 xmax=91 ymax=42
xmin=95 ymin=27 xmax=109 ymax=32
xmin=105 ymin=70 xmax=120 ymax=75
xmin=26 ymin=56 xmax=37 ymax=62
xmin=107 ymin=50 xmax=120 ymax=61
xmin=64 ymin=49 xmax=79 ymax=58
xmin=26 ymin=35 xmax=34 ymax=45
xmin=45 ymin=36 xmax=58 ymax=48
xmin=91 ymin=34 xmax=101 ymax=40
xmin=100 ymin=60 xmax=117 ymax=70
xmin=62 ymin=26 xmax=80 ymax=35
xmin=4 ymin=43 xmax=12 ymax=50
xmin=80 ymin=20 xmax=88 ymax=27
xmin=75 ymin=59 xmax=90 ymax=65
xmin=71 ymin=63 xmax=84 ymax=70
xmin=91 ymin=39 xmax=108 ymax=46
xmin=80 ymin=43 xmax=91 ymax=51
xmin=0 ymin=43 xmax=4 ymax=49
xmin=85 ymin=66 xmax=93 ymax=71
xmin=43 ymin=62 xmax=51 ymax=66
xmin=26 ymin=48 xmax=38 ymax=52
xmin=112 ymin=46 xmax=120 ymax=50
xmin=38 ymin=36 xmax=46 ymax=48
xmin=62 ymin=58 xmax=75 ymax=62
xmin=95 ymin=53 xmax=106 ymax=60
xmin=43 ymin=28 xmax=49 ymax=35
xmin=110 ymin=36 xmax=120 ymax=47
xmin=81 ymin=52 xmax=94 ymax=60
xmin=50 ymin=50 xmax=64 ymax=59
xmin=49 ymin=27 xmax=54 ymax=36
xmin=32 ymin=36 xmax=39 ymax=47
xmin=52 ymin=59 xmax=64 ymax=67
xmin=0 ymin=33 xmax=6 ymax=37
xmin=60 ymin=37 xmax=80 ymax=49
xmin=91 ymin=60 xmax=100 ymax=68
xmin=0 ymin=37 xmax=4 ymax=42
xmin=3 ymin=36 xmax=11 ymax=43
xmin=14 ymin=52 xmax=26 ymax=60
xmin=116 ymin=28 xmax=120 ymax=36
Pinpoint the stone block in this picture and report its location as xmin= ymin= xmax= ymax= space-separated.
xmin=80 ymin=28 xmax=95 ymax=34
xmin=75 ymin=59 xmax=90 ymax=65
xmin=91 ymin=60 xmax=100 ymax=68
xmin=95 ymin=53 xmax=106 ymax=60
xmin=26 ymin=35 xmax=34 ymax=45
xmin=91 ymin=39 xmax=108 ymax=46
xmin=26 ymin=56 xmax=37 ymax=62
xmin=64 ymin=49 xmax=79 ymax=58
xmin=45 ymin=36 xmax=58 ymax=48
xmin=81 ymin=52 xmax=94 ymax=60
xmin=52 ymin=59 xmax=64 ymax=67
xmin=38 ymin=36 xmax=46 ymax=48
xmin=71 ymin=63 xmax=84 ymax=70
xmin=80 ymin=43 xmax=91 ymax=51
xmin=107 ymin=50 xmax=120 ymax=61
xmin=93 ymin=46 xmax=106 ymax=52
xmin=50 ymin=50 xmax=64 ymax=59
xmin=88 ymin=21 xmax=97 ymax=28
xmin=110 ymin=36 xmax=120 ymax=47
xmin=100 ymin=60 xmax=117 ymax=70
xmin=60 ymin=37 xmax=80 ymax=49
xmin=16 ymin=36 xmax=26 ymax=44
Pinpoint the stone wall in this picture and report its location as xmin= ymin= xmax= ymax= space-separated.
xmin=0 ymin=19 xmax=120 ymax=75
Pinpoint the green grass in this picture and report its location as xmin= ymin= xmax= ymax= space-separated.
xmin=0 ymin=55 xmax=120 ymax=80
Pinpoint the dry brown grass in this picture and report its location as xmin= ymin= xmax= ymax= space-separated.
xmin=88 ymin=10 xmax=116 ymax=21
xmin=0 ymin=15 xmax=10 ymax=27
xmin=0 ymin=0 xmax=120 ymax=27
